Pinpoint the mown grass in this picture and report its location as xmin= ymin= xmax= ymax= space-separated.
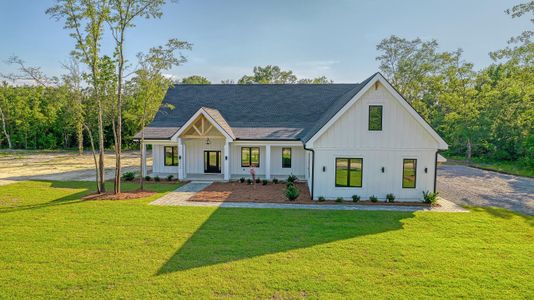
xmin=0 ymin=181 xmax=533 ymax=299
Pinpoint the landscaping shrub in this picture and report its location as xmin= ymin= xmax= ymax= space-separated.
xmin=239 ymin=177 xmax=245 ymax=183
xmin=423 ymin=191 xmax=439 ymax=205
xmin=121 ymin=172 xmax=135 ymax=181
xmin=318 ymin=196 xmax=326 ymax=202
xmin=335 ymin=197 xmax=343 ymax=203
xmin=272 ymin=178 xmax=279 ymax=184
xmin=370 ymin=195 xmax=378 ymax=202
xmin=287 ymin=174 xmax=298 ymax=183
xmin=352 ymin=194 xmax=360 ymax=202
xmin=247 ymin=178 xmax=252 ymax=185
xmin=262 ymin=179 xmax=268 ymax=185
xmin=144 ymin=175 xmax=151 ymax=181
xmin=285 ymin=181 xmax=294 ymax=188
xmin=154 ymin=176 xmax=160 ymax=182
xmin=284 ymin=184 xmax=300 ymax=201
xmin=255 ymin=178 xmax=261 ymax=184
xmin=167 ymin=175 xmax=174 ymax=181
xmin=386 ymin=193 xmax=395 ymax=203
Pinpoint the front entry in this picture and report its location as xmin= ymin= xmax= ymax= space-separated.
xmin=204 ymin=151 xmax=221 ymax=173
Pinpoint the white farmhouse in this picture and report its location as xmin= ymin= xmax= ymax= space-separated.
xmin=135 ymin=73 xmax=448 ymax=201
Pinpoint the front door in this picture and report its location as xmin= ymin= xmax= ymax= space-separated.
xmin=204 ymin=151 xmax=221 ymax=173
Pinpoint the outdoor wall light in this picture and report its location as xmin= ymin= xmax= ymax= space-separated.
xmin=381 ymin=167 xmax=385 ymax=173
xmin=424 ymin=167 xmax=428 ymax=173
xmin=178 ymin=155 xmax=181 ymax=160
xmin=322 ymin=166 xmax=326 ymax=172
xmin=206 ymin=138 xmax=211 ymax=145
xmin=225 ymin=156 xmax=228 ymax=161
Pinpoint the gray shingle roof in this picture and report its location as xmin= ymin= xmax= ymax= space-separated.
xmin=137 ymin=73 xmax=376 ymax=141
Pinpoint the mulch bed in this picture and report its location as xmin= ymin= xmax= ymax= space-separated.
xmin=124 ymin=179 xmax=187 ymax=185
xmin=82 ymin=190 xmax=155 ymax=201
xmin=189 ymin=181 xmax=432 ymax=206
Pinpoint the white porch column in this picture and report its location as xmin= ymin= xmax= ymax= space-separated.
xmin=141 ymin=142 xmax=147 ymax=177
xmin=178 ymin=138 xmax=185 ymax=180
xmin=265 ymin=144 xmax=271 ymax=180
xmin=223 ymin=140 xmax=230 ymax=181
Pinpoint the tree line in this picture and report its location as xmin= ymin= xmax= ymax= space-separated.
xmin=0 ymin=1 xmax=532 ymax=183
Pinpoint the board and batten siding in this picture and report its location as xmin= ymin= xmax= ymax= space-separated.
xmin=152 ymin=144 xmax=179 ymax=175
xmin=184 ymin=138 xmax=226 ymax=174
xmin=229 ymin=144 xmax=306 ymax=178
xmin=311 ymin=83 xmax=439 ymax=201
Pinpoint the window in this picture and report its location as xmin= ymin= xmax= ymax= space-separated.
xmin=164 ymin=146 xmax=178 ymax=166
xmin=241 ymin=147 xmax=260 ymax=167
xmin=335 ymin=158 xmax=363 ymax=187
xmin=369 ymin=105 xmax=383 ymax=131
xmin=402 ymin=159 xmax=417 ymax=188
xmin=282 ymin=148 xmax=292 ymax=168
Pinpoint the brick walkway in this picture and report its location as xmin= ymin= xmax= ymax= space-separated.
xmin=150 ymin=182 xmax=467 ymax=212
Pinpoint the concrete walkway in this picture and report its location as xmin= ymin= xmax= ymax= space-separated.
xmin=150 ymin=182 xmax=467 ymax=212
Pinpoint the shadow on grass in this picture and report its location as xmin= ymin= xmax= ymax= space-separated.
xmin=0 ymin=181 xmax=92 ymax=214
xmin=468 ymin=206 xmax=533 ymax=225
xmin=157 ymin=208 xmax=414 ymax=274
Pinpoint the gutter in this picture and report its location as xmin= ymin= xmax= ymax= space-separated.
xmin=302 ymin=143 xmax=315 ymax=200
xmin=434 ymin=150 xmax=439 ymax=193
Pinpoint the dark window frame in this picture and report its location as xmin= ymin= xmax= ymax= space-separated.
xmin=241 ymin=147 xmax=260 ymax=167
xmin=402 ymin=158 xmax=417 ymax=188
xmin=335 ymin=158 xmax=363 ymax=188
xmin=282 ymin=147 xmax=292 ymax=168
xmin=368 ymin=105 xmax=383 ymax=131
xmin=164 ymin=146 xmax=179 ymax=166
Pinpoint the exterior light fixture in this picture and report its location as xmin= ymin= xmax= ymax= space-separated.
xmin=381 ymin=167 xmax=385 ymax=173
xmin=178 ymin=155 xmax=182 ymax=160
xmin=322 ymin=166 xmax=326 ymax=172
xmin=206 ymin=138 xmax=211 ymax=145
xmin=424 ymin=167 xmax=428 ymax=173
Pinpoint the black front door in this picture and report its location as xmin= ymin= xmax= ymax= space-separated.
xmin=204 ymin=151 xmax=221 ymax=173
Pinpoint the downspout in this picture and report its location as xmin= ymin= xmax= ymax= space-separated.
xmin=433 ymin=151 xmax=439 ymax=193
xmin=303 ymin=143 xmax=315 ymax=200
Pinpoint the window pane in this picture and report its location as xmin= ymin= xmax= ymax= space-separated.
xmin=349 ymin=158 xmax=362 ymax=187
xmin=336 ymin=158 xmax=349 ymax=187
xmin=241 ymin=148 xmax=250 ymax=167
xmin=403 ymin=159 xmax=417 ymax=188
xmin=173 ymin=146 xmax=178 ymax=166
xmin=282 ymin=148 xmax=291 ymax=168
xmin=369 ymin=105 xmax=383 ymax=131
xmin=165 ymin=146 xmax=178 ymax=166
xmin=251 ymin=147 xmax=260 ymax=167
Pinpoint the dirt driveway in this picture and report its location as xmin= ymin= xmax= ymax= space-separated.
xmin=437 ymin=165 xmax=534 ymax=215
xmin=0 ymin=150 xmax=148 ymax=185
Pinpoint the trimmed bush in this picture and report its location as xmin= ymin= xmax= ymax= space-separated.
xmin=335 ymin=197 xmax=343 ymax=203
xmin=167 ymin=175 xmax=174 ymax=181
xmin=154 ymin=176 xmax=160 ymax=182
xmin=352 ymin=194 xmax=360 ymax=202
xmin=318 ymin=196 xmax=326 ymax=202
xmin=386 ymin=193 xmax=395 ymax=203
xmin=247 ymin=178 xmax=252 ymax=185
xmin=284 ymin=184 xmax=300 ymax=201
xmin=121 ymin=172 xmax=135 ymax=181
xmin=255 ymin=178 xmax=261 ymax=184
xmin=239 ymin=177 xmax=245 ymax=183
xmin=287 ymin=174 xmax=298 ymax=183
xmin=370 ymin=195 xmax=378 ymax=202
xmin=144 ymin=175 xmax=151 ymax=181
xmin=272 ymin=178 xmax=279 ymax=184
xmin=423 ymin=191 xmax=439 ymax=205
xmin=262 ymin=179 xmax=268 ymax=185
xmin=285 ymin=181 xmax=294 ymax=188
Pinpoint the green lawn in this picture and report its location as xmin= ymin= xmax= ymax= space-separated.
xmin=445 ymin=155 xmax=534 ymax=178
xmin=1 ymin=181 xmax=533 ymax=299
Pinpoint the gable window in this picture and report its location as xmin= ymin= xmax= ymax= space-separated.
xmin=402 ymin=159 xmax=417 ymax=188
xmin=241 ymin=147 xmax=260 ymax=167
xmin=282 ymin=148 xmax=292 ymax=168
xmin=369 ymin=105 xmax=383 ymax=131
xmin=335 ymin=158 xmax=363 ymax=187
xmin=164 ymin=146 xmax=178 ymax=166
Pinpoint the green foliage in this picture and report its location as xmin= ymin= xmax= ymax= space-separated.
xmin=154 ymin=176 xmax=160 ymax=182
xmin=167 ymin=175 xmax=174 ymax=181
xmin=272 ymin=178 xmax=278 ymax=184
xmin=255 ymin=178 xmax=261 ymax=184
xmin=352 ymin=195 xmax=360 ymax=202
xmin=370 ymin=195 xmax=378 ymax=203
xmin=422 ymin=191 xmax=439 ymax=205
xmin=181 ymin=75 xmax=211 ymax=84
xmin=287 ymin=174 xmax=298 ymax=183
xmin=262 ymin=179 xmax=268 ymax=186
xmin=386 ymin=193 xmax=395 ymax=203
xmin=318 ymin=196 xmax=326 ymax=202
xmin=238 ymin=65 xmax=331 ymax=84
xmin=335 ymin=197 xmax=343 ymax=203
xmin=121 ymin=172 xmax=135 ymax=181
xmin=239 ymin=177 xmax=245 ymax=183
xmin=247 ymin=178 xmax=252 ymax=185
xmin=144 ymin=175 xmax=151 ymax=181
xmin=284 ymin=184 xmax=300 ymax=201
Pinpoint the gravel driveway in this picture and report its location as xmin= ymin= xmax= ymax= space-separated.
xmin=437 ymin=165 xmax=534 ymax=215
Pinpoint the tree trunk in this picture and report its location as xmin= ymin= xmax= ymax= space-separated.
xmin=114 ymin=32 xmax=125 ymax=195
xmin=84 ymin=124 xmax=101 ymax=194
xmin=0 ymin=107 xmax=12 ymax=149
xmin=77 ymin=122 xmax=83 ymax=155
xmin=466 ymin=138 xmax=472 ymax=162
xmin=98 ymin=102 xmax=106 ymax=193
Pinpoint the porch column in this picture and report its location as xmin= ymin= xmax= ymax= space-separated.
xmin=223 ymin=140 xmax=230 ymax=181
xmin=141 ymin=142 xmax=147 ymax=177
xmin=178 ymin=138 xmax=185 ymax=180
xmin=265 ymin=144 xmax=271 ymax=180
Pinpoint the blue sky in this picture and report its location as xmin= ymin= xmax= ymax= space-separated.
xmin=0 ymin=0 xmax=529 ymax=83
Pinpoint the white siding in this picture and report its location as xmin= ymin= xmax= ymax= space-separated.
xmin=269 ymin=146 xmax=305 ymax=178
xmin=152 ymin=144 xmax=179 ymax=176
xmin=230 ymin=145 xmax=266 ymax=176
xmin=184 ymin=138 xmax=226 ymax=174
xmin=311 ymin=83 xmax=439 ymax=201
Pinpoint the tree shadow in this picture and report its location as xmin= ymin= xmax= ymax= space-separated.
xmin=0 ymin=181 xmax=91 ymax=214
xmin=157 ymin=208 xmax=414 ymax=275
xmin=468 ymin=206 xmax=533 ymax=225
